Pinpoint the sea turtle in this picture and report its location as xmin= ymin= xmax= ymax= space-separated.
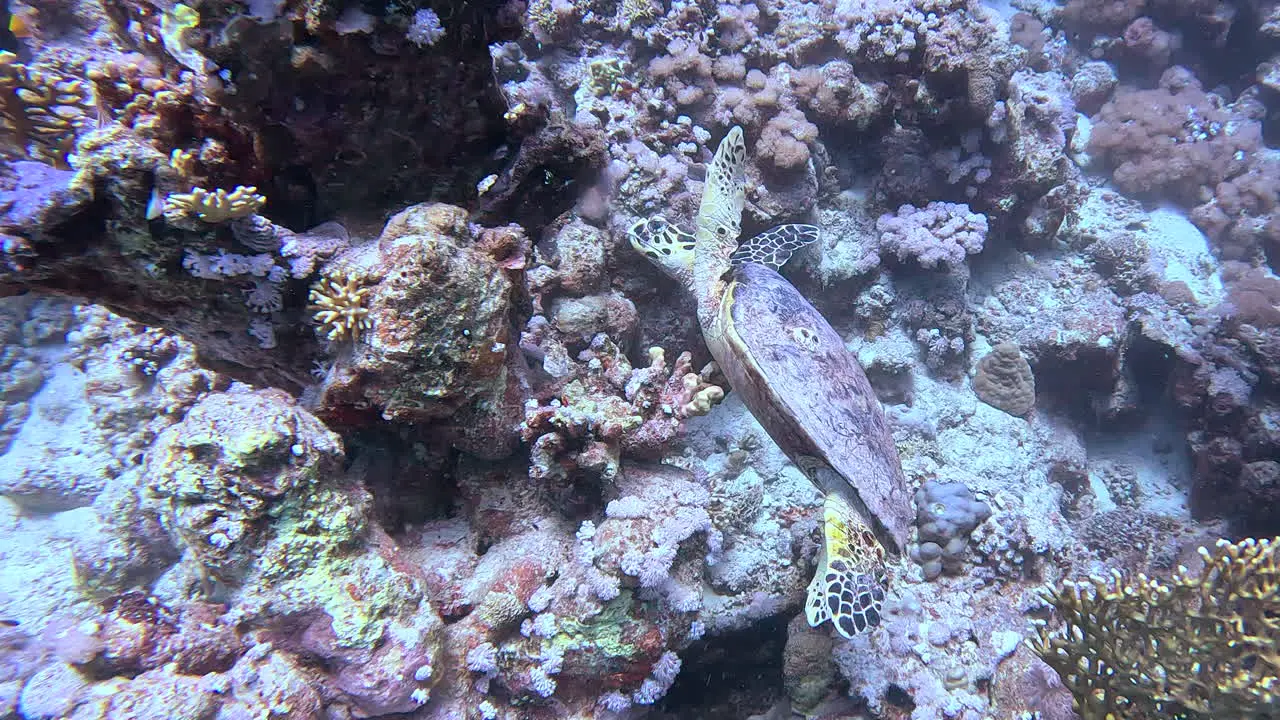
xmin=628 ymin=126 xmax=912 ymax=639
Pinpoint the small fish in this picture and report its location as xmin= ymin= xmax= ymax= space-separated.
xmin=0 ymin=619 xmax=19 ymax=627
xmin=8 ymin=7 xmax=35 ymax=39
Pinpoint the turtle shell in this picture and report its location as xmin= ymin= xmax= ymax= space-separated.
xmin=717 ymin=262 xmax=912 ymax=554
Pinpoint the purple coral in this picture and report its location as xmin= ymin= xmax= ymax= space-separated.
xmin=406 ymin=9 xmax=445 ymax=47
xmin=876 ymin=201 xmax=988 ymax=269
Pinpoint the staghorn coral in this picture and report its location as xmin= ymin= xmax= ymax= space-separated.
xmin=1031 ymin=537 xmax=1280 ymax=720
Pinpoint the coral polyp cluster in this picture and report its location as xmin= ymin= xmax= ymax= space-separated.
xmin=162 ymin=186 xmax=267 ymax=224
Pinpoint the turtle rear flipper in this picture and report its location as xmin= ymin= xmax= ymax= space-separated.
xmin=805 ymin=493 xmax=888 ymax=639
xmin=730 ymin=224 xmax=820 ymax=270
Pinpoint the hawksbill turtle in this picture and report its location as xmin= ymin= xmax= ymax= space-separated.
xmin=628 ymin=126 xmax=913 ymax=638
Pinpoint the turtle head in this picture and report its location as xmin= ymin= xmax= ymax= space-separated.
xmin=628 ymin=215 xmax=696 ymax=289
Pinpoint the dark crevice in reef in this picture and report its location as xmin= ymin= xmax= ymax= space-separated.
xmin=660 ymin=614 xmax=789 ymax=719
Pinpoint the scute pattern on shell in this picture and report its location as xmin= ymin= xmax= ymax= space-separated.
xmin=805 ymin=494 xmax=888 ymax=638
xmin=721 ymin=262 xmax=914 ymax=553
xmin=729 ymin=224 xmax=822 ymax=270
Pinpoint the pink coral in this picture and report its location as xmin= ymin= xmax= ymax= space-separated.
xmin=1191 ymin=152 xmax=1280 ymax=262
xmin=1122 ymin=16 xmax=1177 ymax=67
xmin=1089 ymin=67 xmax=1259 ymax=205
xmin=875 ymin=201 xmax=988 ymax=269
xmin=756 ymin=107 xmax=818 ymax=174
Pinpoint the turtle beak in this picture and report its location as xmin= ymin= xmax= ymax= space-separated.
xmin=627 ymin=218 xmax=649 ymax=255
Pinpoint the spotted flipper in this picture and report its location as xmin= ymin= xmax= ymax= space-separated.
xmin=805 ymin=493 xmax=888 ymax=639
xmin=629 ymin=215 xmax=696 ymax=284
xmin=729 ymin=224 xmax=820 ymax=270
xmin=696 ymin=126 xmax=747 ymax=251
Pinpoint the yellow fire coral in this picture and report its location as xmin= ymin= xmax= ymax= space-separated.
xmin=1030 ymin=537 xmax=1280 ymax=719
xmin=310 ymin=272 xmax=372 ymax=342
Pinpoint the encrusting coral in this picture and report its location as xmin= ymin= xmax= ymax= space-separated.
xmin=1030 ymin=537 xmax=1280 ymax=720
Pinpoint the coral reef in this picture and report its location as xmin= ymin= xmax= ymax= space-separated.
xmin=3 ymin=0 xmax=1280 ymax=716
xmin=910 ymin=480 xmax=992 ymax=580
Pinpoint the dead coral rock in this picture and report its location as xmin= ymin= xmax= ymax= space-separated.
xmin=313 ymin=203 xmax=528 ymax=458
xmin=973 ymin=343 xmax=1035 ymax=417
xmin=143 ymin=387 xmax=347 ymax=580
xmin=0 ymin=130 xmax=320 ymax=394
xmin=472 ymin=110 xmax=607 ymax=232
xmin=528 ymin=217 xmax=609 ymax=300
xmin=783 ymin=614 xmax=836 ymax=714
xmin=1005 ymin=69 xmax=1076 ymax=190
xmin=548 ymin=291 xmax=638 ymax=343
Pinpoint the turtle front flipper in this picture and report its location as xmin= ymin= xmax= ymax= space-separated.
xmin=696 ymin=126 xmax=747 ymax=248
xmin=805 ymin=493 xmax=888 ymax=639
xmin=729 ymin=224 xmax=820 ymax=270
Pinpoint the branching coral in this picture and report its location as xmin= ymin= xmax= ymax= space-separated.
xmin=163 ymin=186 xmax=267 ymax=223
xmin=521 ymin=337 xmax=723 ymax=483
xmin=0 ymin=51 xmax=93 ymax=166
xmin=309 ymin=272 xmax=372 ymax=342
xmin=88 ymin=59 xmax=261 ymax=187
xmin=1030 ymin=537 xmax=1280 ymax=719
